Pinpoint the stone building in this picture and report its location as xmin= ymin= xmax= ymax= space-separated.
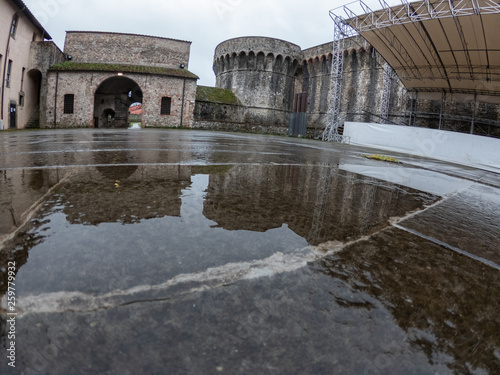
xmin=0 ymin=0 xmax=199 ymax=130
xmin=43 ymin=31 xmax=198 ymax=129
xmin=0 ymin=0 xmax=54 ymax=130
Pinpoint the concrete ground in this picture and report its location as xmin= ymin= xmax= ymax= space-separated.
xmin=0 ymin=129 xmax=499 ymax=375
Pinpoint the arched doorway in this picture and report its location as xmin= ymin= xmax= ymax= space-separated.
xmin=94 ymin=76 xmax=142 ymax=128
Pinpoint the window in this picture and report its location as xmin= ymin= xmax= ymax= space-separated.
xmin=161 ymin=97 xmax=171 ymax=115
xmin=6 ymin=60 xmax=12 ymax=88
xmin=10 ymin=15 xmax=18 ymax=38
xmin=64 ymin=94 xmax=74 ymax=114
xmin=19 ymin=92 xmax=24 ymax=107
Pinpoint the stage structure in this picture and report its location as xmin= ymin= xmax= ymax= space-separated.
xmin=323 ymin=0 xmax=500 ymax=142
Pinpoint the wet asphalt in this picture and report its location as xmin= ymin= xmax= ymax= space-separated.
xmin=0 ymin=129 xmax=499 ymax=375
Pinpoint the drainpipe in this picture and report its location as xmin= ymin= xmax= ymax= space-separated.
xmin=53 ymin=72 xmax=59 ymax=128
xmin=180 ymin=78 xmax=186 ymax=128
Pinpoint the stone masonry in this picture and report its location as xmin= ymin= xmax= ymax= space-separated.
xmin=206 ymin=35 xmax=405 ymax=138
xmin=63 ymin=31 xmax=191 ymax=70
xmin=213 ymin=37 xmax=302 ymax=131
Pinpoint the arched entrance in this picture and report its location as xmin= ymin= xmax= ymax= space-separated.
xmin=94 ymin=76 xmax=142 ymax=128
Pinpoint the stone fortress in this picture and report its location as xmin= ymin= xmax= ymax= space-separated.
xmin=204 ymin=35 xmax=405 ymax=138
xmin=2 ymin=0 xmax=499 ymax=138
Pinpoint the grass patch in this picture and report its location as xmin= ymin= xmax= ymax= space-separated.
xmin=363 ymin=154 xmax=402 ymax=164
xmin=196 ymin=86 xmax=240 ymax=105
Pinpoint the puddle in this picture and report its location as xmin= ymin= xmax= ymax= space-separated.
xmin=398 ymin=183 xmax=500 ymax=267
xmin=311 ymin=227 xmax=500 ymax=374
xmin=1 ymin=164 xmax=436 ymax=300
xmin=1 ymin=130 xmax=499 ymax=375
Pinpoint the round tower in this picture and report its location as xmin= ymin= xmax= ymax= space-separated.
xmin=213 ymin=37 xmax=302 ymax=125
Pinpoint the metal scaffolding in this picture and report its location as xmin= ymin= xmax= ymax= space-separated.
xmin=322 ymin=14 xmax=355 ymax=143
xmin=380 ymin=62 xmax=397 ymax=122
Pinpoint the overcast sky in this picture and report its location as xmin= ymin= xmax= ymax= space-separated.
xmin=22 ymin=0 xmax=392 ymax=86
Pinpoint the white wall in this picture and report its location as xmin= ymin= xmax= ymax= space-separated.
xmin=344 ymin=122 xmax=500 ymax=173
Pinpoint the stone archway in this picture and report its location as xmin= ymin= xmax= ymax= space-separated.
xmin=94 ymin=76 xmax=142 ymax=128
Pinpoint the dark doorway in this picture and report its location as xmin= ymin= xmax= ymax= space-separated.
xmin=9 ymin=103 xmax=16 ymax=129
xmin=103 ymin=108 xmax=116 ymax=127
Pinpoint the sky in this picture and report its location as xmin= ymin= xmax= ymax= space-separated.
xmin=21 ymin=0 xmax=391 ymax=86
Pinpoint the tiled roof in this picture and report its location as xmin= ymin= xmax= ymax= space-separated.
xmin=49 ymin=62 xmax=199 ymax=79
xmin=129 ymin=104 xmax=142 ymax=114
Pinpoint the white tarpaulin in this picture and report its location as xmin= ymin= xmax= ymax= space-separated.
xmin=343 ymin=122 xmax=500 ymax=173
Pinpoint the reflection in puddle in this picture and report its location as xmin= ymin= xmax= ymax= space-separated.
xmin=203 ymin=165 xmax=436 ymax=245
xmin=0 ymin=168 xmax=70 ymax=236
xmin=1 ymin=164 xmax=435 ymax=297
xmin=8 ymin=163 xmax=490 ymax=374
xmin=312 ymin=227 xmax=500 ymax=374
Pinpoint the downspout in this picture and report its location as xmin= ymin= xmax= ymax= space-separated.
xmin=53 ymin=72 xmax=59 ymax=128
xmin=180 ymin=78 xmax=186 ymax=128
xmin=1 ymin=9 xmax=25 ymax=127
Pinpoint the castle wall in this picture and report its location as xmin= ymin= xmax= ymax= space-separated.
xmin=298 ymin=38 xmax=406 ymax=137
xmin=63 ymin=32 xmax=191 ymax=70
xmin=208 ymin=36 xmax=409 ymax=138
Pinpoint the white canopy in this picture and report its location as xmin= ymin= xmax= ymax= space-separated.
xmin=339 ymin=0 xmax=500 ymax=100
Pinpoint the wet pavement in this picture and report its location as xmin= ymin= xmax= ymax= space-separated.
xmin=0 ymin=129 xmax=499 ymax=375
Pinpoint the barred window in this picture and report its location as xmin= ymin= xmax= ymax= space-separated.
xmin=160 ymin=97 xmax=171 ymax=115
xmin=64 ymin=94 xmax=74 ymax=114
